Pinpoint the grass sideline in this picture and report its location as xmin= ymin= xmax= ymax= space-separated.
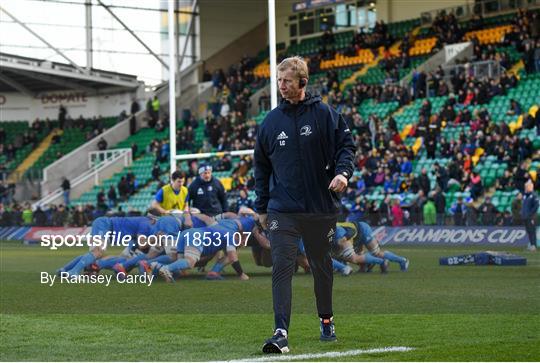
xmin=1 ymin=241 xmax=539 ymax=361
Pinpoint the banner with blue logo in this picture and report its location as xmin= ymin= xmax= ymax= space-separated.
xmin=372 ymin=226 xmax=533 ymax=246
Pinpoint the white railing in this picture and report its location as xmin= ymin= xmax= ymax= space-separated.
xmin=40 ymin=107 xmax=148 ymax=196
xmin=88 ymin=149 xmax=133 ymax=169
xmin=427 ymin=60 xmax=504 ymax=96
xmin=33 ymin=148 xmax=132 ymax=209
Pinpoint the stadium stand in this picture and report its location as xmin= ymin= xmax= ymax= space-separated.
xmin=1 ymin=5 xmax=538 ymax=228
xmin=24 ymin=116 xmax=118 ymax=179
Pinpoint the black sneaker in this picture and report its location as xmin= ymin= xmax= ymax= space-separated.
xmin=262 ymin=330 xmax=289 ymax=354
xmin=320 ymin=318 xmax=337 ymax=341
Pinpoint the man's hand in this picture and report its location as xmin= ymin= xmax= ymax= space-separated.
xmin=259 ymin=213 xmax=268 ymax=230
xmin=329 ymin=174 xmax=348 ymax=193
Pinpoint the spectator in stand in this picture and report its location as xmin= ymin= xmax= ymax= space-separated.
xmin=52 ymin=204 xmax=68 ymax=226
xmin=258 ymin=91 xmax=270 ymax=113
xmin=155 ymin=119 xmax=166 ymax=132
xmin=5 ymin=144 xmax=15 ymax=161
xmin=130 ymin=98 xmax=140 ymax=135
xmin=126 ymin=171 xmax=137 ymax=195
xmin=433 ymin=162 xmax=448 ymax=191
xmin=416 ymin=168 xmax=431 ymax=196
xmin=422 ymin=194 xmax=436 ymax=225
xmin=58 ymin=104 xmax=66 ymax=130
xmin=521 ymin=179 xmax=539 ymax=251
xmin=33 ymin=205 xmax=47 ymax=226
xmin=117 ymin=176 xmax=129 ymax=201
xmin=97 ymin=137 xmax=108 ymax=151
xmin=391 ymin=198 xmax=404 ymax=226
xmin=450 ymin=196 xmax=467 ymax=226
xmin=408 ymin=190 xmax=425 ymax=225
xmin=469 ymin=171 xmax=483 ymax=200
xmin=71 ymin=205 xmax=88 ymax=227
xmin=506 ymin=99 xmax=522 ymax=116
xmin=107 ymin=185 xmax=117 ymax=209
xmin=434 ymin=188 xmax=446 ymax=225
xmin=151 ymin=96 xmax=160 ymax=124
xmin=152 ymin=163 xmax=161 ymax=181
xmin=511 ymin=192 xmax=523 ymax=226
xmin=479 ymin=196 xmax=497 ymax=225
xmin=514 ymin=162 xmax=529 ymax=192
xmin=22 ymin=203 xmax=33 ymax=226
xmin=61 ymin=177 xmax=71 ymax=206
xmin=96 ymin=188 xmax=107 ymax=211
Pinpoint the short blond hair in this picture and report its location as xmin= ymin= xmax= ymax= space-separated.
xmin=277 ymin=56 xmax=309 ymax=81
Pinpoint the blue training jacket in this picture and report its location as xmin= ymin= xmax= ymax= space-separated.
xmin=521 ymin=192 xmax=539 ymax=219
xmin=254 ymin=93 xmax=355 ymax=214
xmin=187 ymin=176 xmax=228 ymax=217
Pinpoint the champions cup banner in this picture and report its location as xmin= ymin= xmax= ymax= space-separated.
xmin=19 ymin=225 xmax=535 ymax=246
xmin=374 ymin=226 xmax=532 ymax=246
xmin=24 ymin=227 xmax=91 ymax=243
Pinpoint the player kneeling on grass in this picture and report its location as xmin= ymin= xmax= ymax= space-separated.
xmin=337 ymin=221 xmax=409 ymax=272
xmin=150 ymin=215 xmax=268 ymax=282
xmin=57 ymin=215 xmax=156 ymax=277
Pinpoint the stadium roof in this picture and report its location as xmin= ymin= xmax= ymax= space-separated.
xmin=0 ymin=52 xmax=141 ymax=96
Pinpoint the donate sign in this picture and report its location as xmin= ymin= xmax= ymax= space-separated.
xmin=373 ymin=226 xmax=530 ymax=246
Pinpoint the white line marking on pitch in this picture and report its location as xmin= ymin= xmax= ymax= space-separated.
xmin=229 ymin=346 xmax=414 ymax=362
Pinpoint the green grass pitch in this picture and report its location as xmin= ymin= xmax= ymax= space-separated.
xmin=1 ymin=241 xmax=539 ymax=361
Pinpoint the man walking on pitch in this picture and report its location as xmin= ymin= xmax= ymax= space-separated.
xmin=521 ymin=179 xmax=538 ymax=251
xmin=254 ymin=56 xmax=355 ymax=353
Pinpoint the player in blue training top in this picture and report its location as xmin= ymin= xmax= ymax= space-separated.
xmin=201 ymin=208 xmax=287 ymax=279
xmin=113 ymin=211 xmax=216 ymax=276
xmin=335 ymin=221 xmax=409 ymax=272
xmin=208 ymin=208 xmax=351 ymax=279
xmin=150 ymin=214 xmax=269 ymax=282
xmin=242 ymin=233 xmax=352 ymax=278
xmin=57 ymin=215 xmax=157 ymax=276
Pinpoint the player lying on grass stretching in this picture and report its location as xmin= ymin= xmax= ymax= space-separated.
xmin=335 ymin=221 xmax=409 ymax=272
xmin=57 ymin=215 xmax=157 ymax=276
xmin=149 ymin=214 xmax=269 ymax=282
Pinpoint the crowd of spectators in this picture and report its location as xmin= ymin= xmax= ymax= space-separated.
xmin=325 ymin=8 xmax=540 ymax=226
xmin=0 ymin=201 xmax=145 ymax=228
xmin=2 ymin=9 xmax=539 ymax=229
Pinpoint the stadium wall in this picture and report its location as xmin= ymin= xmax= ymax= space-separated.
xmin=379 ymin=0 xmax=471 ymax=23
xmin=272 ymin=0 xmax=471 ymax=45
xmin=198 ymin=0 xmax=267 ymax=61
xmin=0 ymin=90 xmax=135 ymax=122
xmin=204 ymin=21 xmax=268 ymax=73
